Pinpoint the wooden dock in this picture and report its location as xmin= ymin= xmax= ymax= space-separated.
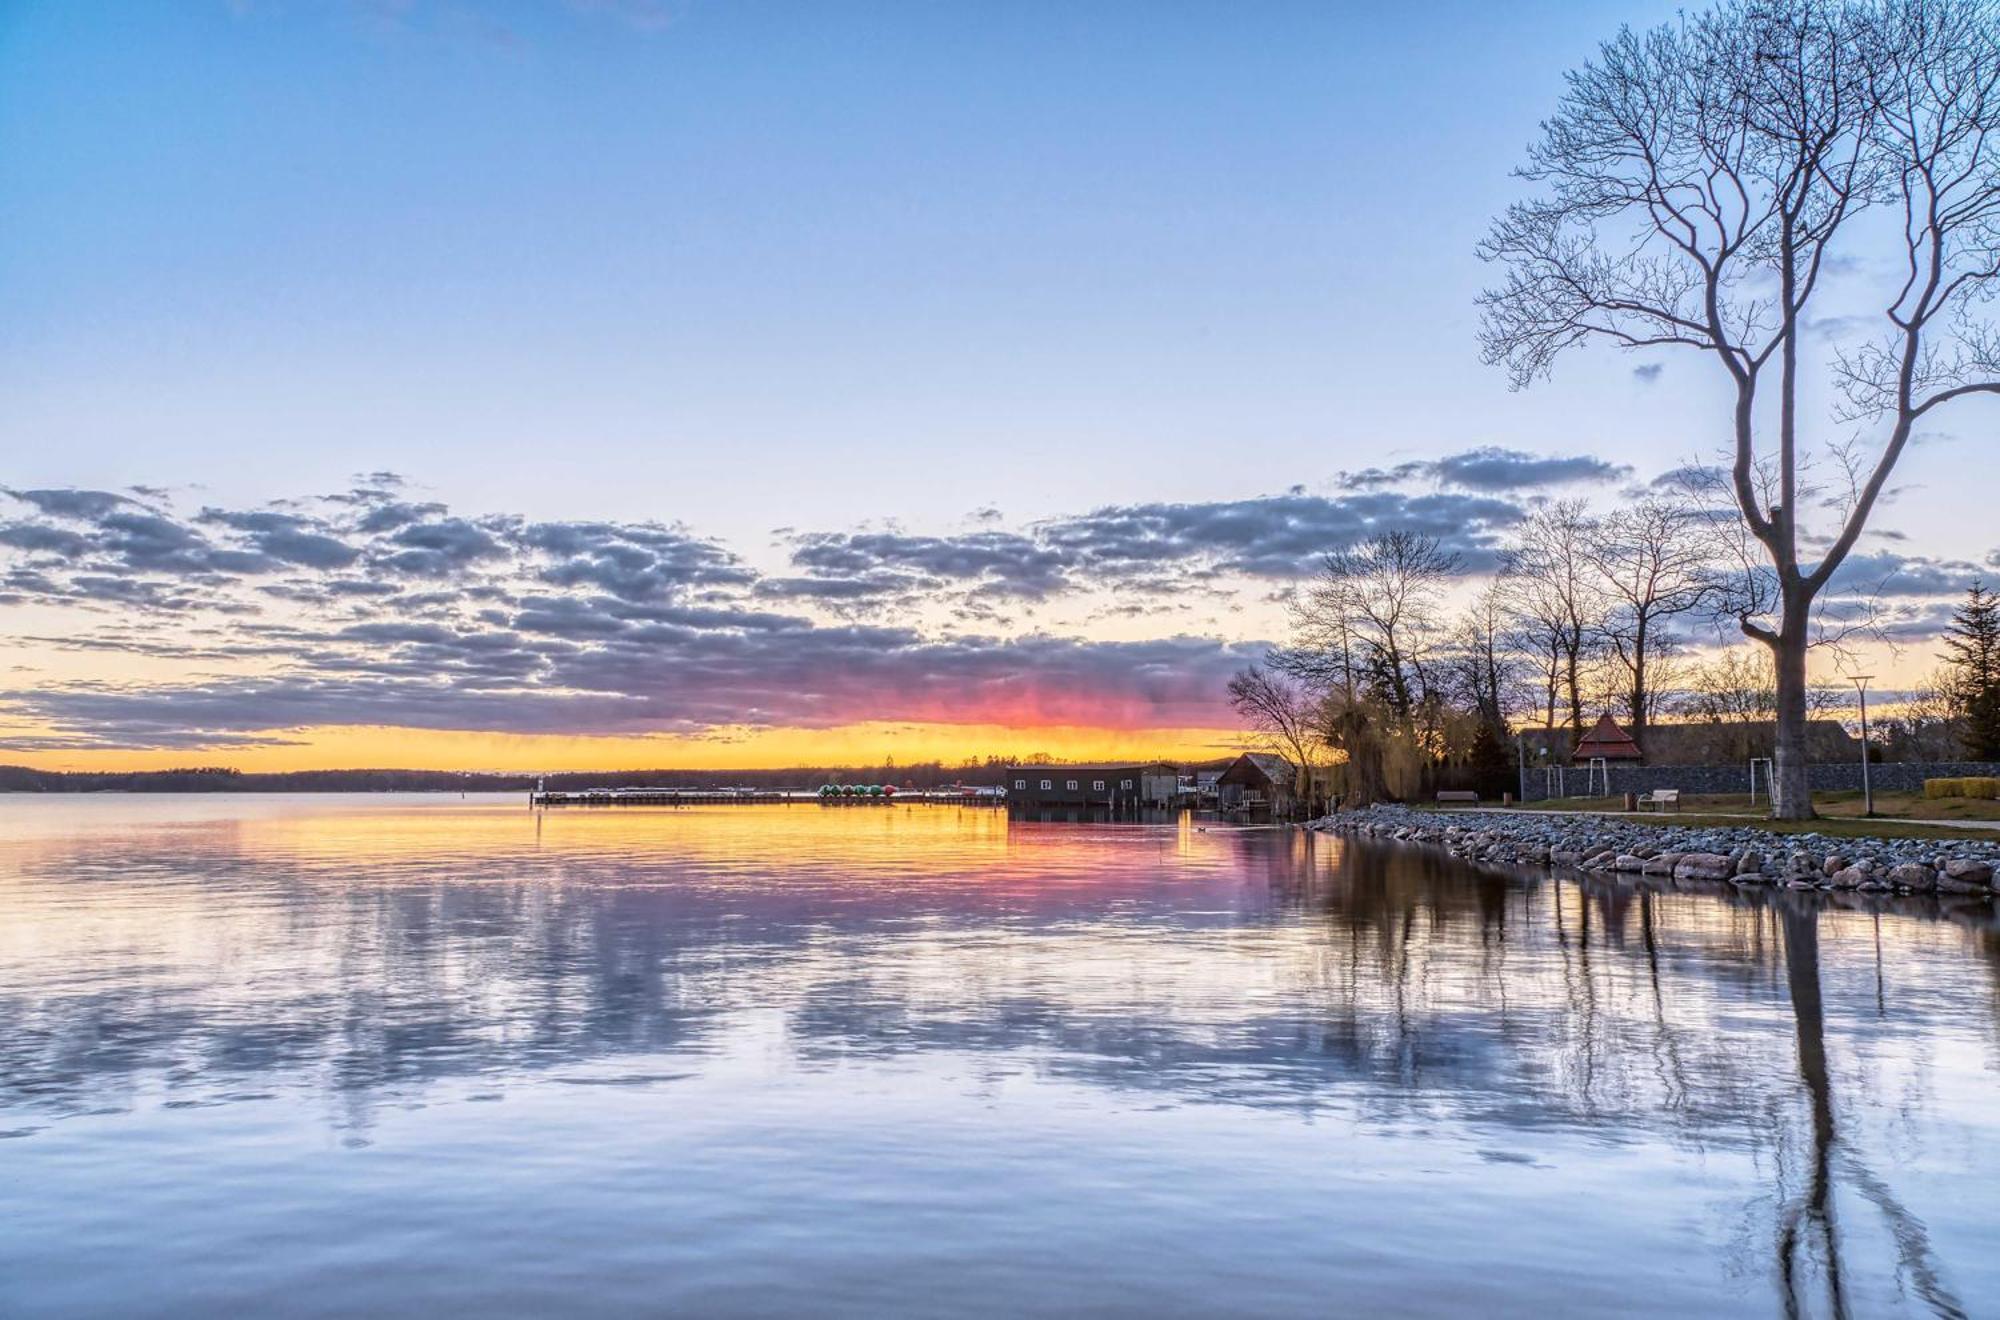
xmin=529 ymin=786 xmax=1007 ymax=808
xmin=531 ymin=788 xmax=800 ymax=807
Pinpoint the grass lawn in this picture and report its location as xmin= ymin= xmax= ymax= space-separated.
xmin=1811 ymin=788 xmax=2000 ymax=821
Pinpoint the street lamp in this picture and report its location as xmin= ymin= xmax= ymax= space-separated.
xmin=1850 ymin=674 xmax=1875 ymax=817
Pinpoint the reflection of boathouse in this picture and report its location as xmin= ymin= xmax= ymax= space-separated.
xmin=1004 ymin=763 xmax=1178 ymax=810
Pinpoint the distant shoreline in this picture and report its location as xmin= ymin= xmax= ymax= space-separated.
xmin=0 ymin=763 xmax=1229 ymax=795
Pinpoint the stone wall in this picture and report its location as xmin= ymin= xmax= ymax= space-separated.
xmin=1515 ymin=759 xmax=2000 ymax=802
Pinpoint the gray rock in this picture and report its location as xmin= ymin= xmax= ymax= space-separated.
xmin=1673 ymin=853 xmax=1735 ymax=882
xmin=1943 ymin=859 xmax=1994 ymax=887
xmin=1888 ymin=863 xmax=1936 ymax=891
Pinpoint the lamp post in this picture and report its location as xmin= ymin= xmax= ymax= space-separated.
xmin=1850 ymin=674 xmax=1874 ymax=817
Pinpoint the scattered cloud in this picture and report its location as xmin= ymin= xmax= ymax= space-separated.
xmin=3 ymin=461 xmax=1980 ymax=754
xmin=1336 ymin=445 xmax=1630 ymax=494
xmin=0 ymin=478 xmax=1269 ymax=751
xmin=1824 ymin=550 xmax=1988 ymax=600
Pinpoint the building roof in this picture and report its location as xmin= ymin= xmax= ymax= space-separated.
xmin=1218 ymin=752 xmax=1297 ymax=786
xmin=1572 ymin=714 xmax=1644 ymax=763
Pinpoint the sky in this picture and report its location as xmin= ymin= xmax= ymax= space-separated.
xmin=2 ymin=0 xmax=1996 ymax=772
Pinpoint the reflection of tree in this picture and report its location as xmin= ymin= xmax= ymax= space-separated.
xmin=1778 ymin=902 xmax=1846 ymax=1319
xmin=0 ymin=819 xmax=1994 ymax=1308
xmin=1776 ymin=901 xmax=1967 ymax=1320
xmin=1639 ymin=891 xmax=1690 ymax=1112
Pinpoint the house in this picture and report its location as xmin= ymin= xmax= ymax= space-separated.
xmin=1004 ymin=763 xmax=1179 ymax=808
xmin=1571 ymin=714 xmax=1644 ymax=765
xmin=1216 ymin=752 xmax=1328 ymax=815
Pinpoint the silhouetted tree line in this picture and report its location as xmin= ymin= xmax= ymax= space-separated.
xmin=0 ymin=754 xmax=1239 ymax=794
xmin=1231 ymin=525 xmax=2000 ymax=810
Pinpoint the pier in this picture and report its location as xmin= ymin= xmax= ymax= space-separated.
xmin=529 ymin=785 xmax=1008 ymax=808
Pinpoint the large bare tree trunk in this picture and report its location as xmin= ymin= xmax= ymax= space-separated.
xmin=1768 ymin=604 xmax=1814 ymax=819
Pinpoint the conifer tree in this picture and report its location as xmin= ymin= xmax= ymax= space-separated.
xmin=1943 ymin=582 xmax=2000 ymax=760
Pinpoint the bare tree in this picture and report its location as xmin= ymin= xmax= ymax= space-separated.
xmin=1449 ymin=585 xmax=1525 ymax=732
xmin=1277 ymin=530 xmax=1465 ymax=806
xmin=1587 ymin=495 xmax=1724 ymax=749
xmin=1875 ymin=669 xmax=1964 ymax=759
xmin=1676 ymin=647 xmax=1780 ymax=726
xmin=1287 ymin=530 xmax=1462 ymax=722
xmin=1494 ymin=500 xmax=1605 ymax=740
xmin=1227 ymin=664 xmax=1323 ymax=804
xmin=1480 ymin=0 xmax=2000 ymax=818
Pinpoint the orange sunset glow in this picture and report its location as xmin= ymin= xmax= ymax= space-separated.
xmin=8 ymin=720 xmax=1253 ymax=775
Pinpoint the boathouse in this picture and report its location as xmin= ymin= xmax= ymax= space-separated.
xmin=1216 ymin=751 xmax=1326 ymax=815
xmin=1004 ymin=763 xmax=1178 ymax=808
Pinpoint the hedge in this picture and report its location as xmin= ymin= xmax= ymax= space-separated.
xmin=1924 ymin=777 xmax=2000 ymax=799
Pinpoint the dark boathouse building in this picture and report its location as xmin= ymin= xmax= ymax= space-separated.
xmin=1004 ymin=763 xmax=1179 ymax=809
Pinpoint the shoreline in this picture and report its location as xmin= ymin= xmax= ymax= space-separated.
xmin=1311 ymin=805 xmax=2000 ymax=897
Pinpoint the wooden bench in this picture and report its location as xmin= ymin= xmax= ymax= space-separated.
xmin=1435 ymin=790 xmax=1480 ymax=804
xmin=1636 ymin=789 xmax=1681 ymax=813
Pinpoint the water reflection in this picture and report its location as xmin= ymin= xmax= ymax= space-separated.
xmin=1 ymin=797 xmax=1995 ymax=1316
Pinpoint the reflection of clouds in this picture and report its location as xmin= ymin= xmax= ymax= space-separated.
xmin=3 ymin=804 xmax=1995 ymax=1140
xmin=3 ymin=800 xmax=1993 ymax=1309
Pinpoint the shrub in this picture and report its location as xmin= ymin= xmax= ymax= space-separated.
xmin=1925 ymin=778 xmax=1963 ymax=798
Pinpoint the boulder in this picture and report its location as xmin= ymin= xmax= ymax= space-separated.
xmin=1736 ymin=851 xmax=1764 ymax=876
xmin=1828 ymin=865 xmax=1869 ymax=889
xmin=1673 ymin=852 xmax=1736 ymax=882
xmin=1888 ymin=863 xmax=1936 ymax=891
xmin=1614 ymin=854 xmax=1646 ymax=872
xmin=1822 ymin=854 xmax=1850 ymax=878
xmin=1942 ymin=859 xmax=1994 ymax=889
xmin=1642 ymin=852 xmax=1683 ymax=876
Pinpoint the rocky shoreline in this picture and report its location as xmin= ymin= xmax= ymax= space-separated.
xmin=1309 ymin=806 xmax=2000 ymax=896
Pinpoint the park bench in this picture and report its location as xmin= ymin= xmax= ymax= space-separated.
xmin=1435 ymin=790 xmax=1480 ymax=804
xmin=1636 ymin=789 xmax=1681 ymax=813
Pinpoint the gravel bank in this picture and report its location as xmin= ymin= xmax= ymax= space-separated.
xmin=1310 ymin=806 xmax=2000 ymax=895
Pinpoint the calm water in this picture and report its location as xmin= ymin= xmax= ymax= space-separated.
xmin=2 ymin=796 xmax=1997 ymax=1318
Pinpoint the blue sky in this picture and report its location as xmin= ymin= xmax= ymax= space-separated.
xmin=2 ymin=0 xmax=1708 ymax=536
xmin=1 ymin=0 xmax=1993 ymax=768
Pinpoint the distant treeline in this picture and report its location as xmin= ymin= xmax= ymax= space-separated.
xmin=0 ymin=757 xmax=1236 ymax=794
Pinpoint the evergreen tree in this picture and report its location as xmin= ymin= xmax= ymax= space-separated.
xmin=1943 ymin=582 xmax=2000 ymax=760
xmin=1466 ymin=720 xmax=1515 ymax=799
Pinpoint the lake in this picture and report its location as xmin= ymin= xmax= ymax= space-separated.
xmin=1 ymin=795 xmax=1995 ymax=1317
